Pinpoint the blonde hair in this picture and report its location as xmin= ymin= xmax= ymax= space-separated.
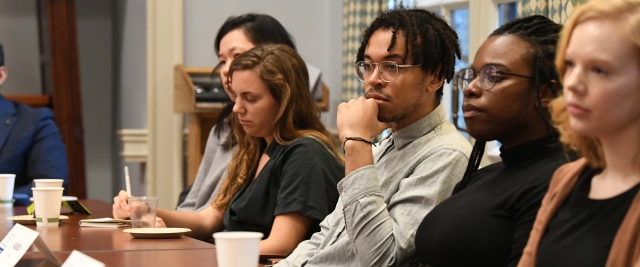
xmin=212 ymin=44 xmax=343 ymax=210
xmin=550 ymin=0 xmax=640 ymax=169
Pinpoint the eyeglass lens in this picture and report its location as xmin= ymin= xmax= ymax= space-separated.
xmin=457 ymin=65 xmax=499 ymax=91
xmin=355 ymin=62 xmax=399 ymax=82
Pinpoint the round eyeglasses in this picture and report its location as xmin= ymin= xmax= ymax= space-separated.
xmin=456 ymin=65 xmax=534 ymax=91
xmin=354 ymin=61 xmax=421 ymax=83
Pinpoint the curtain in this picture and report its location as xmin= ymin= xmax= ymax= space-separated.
xmin=342 ymin=0 xmax=387 ymax=101
xmin=518 ymin=0 xmax=591 ymax=23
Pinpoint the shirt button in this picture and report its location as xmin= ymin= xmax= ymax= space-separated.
xmin=4 ymin=119 xmax=10 ymax=124
xmin=341 ymin=192 xmax=346 ymax=197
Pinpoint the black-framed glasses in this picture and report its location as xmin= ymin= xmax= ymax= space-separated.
xmin=354 ymin=61 xmax=421 ymax=83
xmin=456 ymin=65 xmax=534 ymax=91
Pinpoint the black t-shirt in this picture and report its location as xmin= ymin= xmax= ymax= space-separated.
xmin=415 ymin=137 xmax=569 ymax=267
xmin=536 ymin=167 xmax=640 ymax=267
xmin=223 ymin=137 xmax=344 ymax=240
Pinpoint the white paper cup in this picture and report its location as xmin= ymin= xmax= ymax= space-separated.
xmin=33 ymin=179 xmax=64 ymax=188
xmin=213 ymin=232 xmax=263 ymax=267
xmin=0 ymin=174 xmax=15 ymax=208
xmin=32 ymin=187 xmax=64 ymax=226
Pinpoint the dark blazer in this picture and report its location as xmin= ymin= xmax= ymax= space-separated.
xmin=0 ymin=95 xmax=68 ymax=196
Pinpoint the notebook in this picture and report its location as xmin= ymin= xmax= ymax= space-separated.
xmin=79 ymin=218 xmax=131 ymax=228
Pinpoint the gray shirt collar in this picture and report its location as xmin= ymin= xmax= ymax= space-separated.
xmin=387 ymin=103 xmax=446 ymax=149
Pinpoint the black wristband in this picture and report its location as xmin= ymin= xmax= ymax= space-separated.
xmin=343 ymin=137 xmax=376 ymax=153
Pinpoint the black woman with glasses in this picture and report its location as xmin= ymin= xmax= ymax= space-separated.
xmin=414 ymin=15 xmax=574 ymax=267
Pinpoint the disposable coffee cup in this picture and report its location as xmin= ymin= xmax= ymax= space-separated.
xmin=33 ymin=179 xmax=64 ymax=188
xmin=128 ymin=196 xmax=159 ymax=228
xmin=213 ymin=232 xmax=263 ymax=267
xmin=0 ymin=174 xmax=15 ymax=208
xmin=32 ymin=187 xmax=64 ymax=226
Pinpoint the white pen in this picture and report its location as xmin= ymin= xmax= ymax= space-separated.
xmin=125 ymin=166 xmax=132 ymax=197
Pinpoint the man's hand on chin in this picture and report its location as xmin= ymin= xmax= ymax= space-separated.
xmin=337 ymin=97 xmax=387 ymax=141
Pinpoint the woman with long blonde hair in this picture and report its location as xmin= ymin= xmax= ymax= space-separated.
xmin=518 ymin=0 xmax=640 ymax=266
xmin=115 ymin=44 xmax=344 ymax=256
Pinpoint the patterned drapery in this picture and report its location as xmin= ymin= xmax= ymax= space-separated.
xmin=342 ymin=0 xmax=387 ymax=101
xmin=518 ymin=0 xmax=591 ymax=23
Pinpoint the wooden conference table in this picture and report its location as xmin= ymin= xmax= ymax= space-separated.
xmin=0 ymin=199 xmax=259 ymax=267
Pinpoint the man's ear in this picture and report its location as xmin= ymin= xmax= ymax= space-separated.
xmin=0 ymin=66 xmax=7 ymax=86
xmin=537 ymin=80 xmax=560 ymax=109
xmin=425 ymin=65 xmax=444 ymax=93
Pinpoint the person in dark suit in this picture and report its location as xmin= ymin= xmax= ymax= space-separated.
xmin=0 ymin=43 xmax=68 ymax=197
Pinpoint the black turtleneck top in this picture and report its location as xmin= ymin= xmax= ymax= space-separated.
xmin=415 ymin=137 xmax=570 ymax=267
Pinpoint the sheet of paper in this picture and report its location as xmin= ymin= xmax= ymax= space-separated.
xmin=79 ymin=218 xmax=130 ymax=223
xmin=61 ymin=250 xmax=105 ymax=267
xmin=0 ymin=224 xmax=38 ymax=267
xmin=0 ymin=223 xmax=62 ymax=267
xmin=79 ymin=218 xmax=130 ymax=228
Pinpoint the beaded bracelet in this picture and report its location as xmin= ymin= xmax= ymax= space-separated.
xmin=343 ymin=137 xmax=376 ymax=153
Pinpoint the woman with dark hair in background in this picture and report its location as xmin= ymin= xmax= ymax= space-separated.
xmin=414 ymin=15 xmax=570 ymax=267
xmin=175 ymin=13 xmax=299 ymax=212
xmin=115 ymin=44 xmax=343 ymax=256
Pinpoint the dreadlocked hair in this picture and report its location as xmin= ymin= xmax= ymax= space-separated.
xmin=452 ymin=140 xmax=485 ymax=194
xmin=490 ymin=15 xmax=563 ymax=127
xmin=453 ymin=15 xmax=563 ymax=194
xmin=356 ymin=7 xmax=461 ymax=102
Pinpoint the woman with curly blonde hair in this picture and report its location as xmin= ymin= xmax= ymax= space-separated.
xmin=518 ymin=0 xmax=640 ymax=266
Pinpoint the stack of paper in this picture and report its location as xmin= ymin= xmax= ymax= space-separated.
xmin=79 ymin=218 xmax=131 ymax=228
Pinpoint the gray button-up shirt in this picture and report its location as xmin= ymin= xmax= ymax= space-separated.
xmin=276 ymin=104 xmax=472 ymax=267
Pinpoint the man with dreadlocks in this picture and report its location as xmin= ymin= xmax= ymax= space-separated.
xmin=276 ymin=7 xmax=471 ymax=267
xmin=414 ymin=15 xmax=572 ymax=267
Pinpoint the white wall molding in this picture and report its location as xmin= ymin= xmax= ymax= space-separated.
xmin=146 ymin=0 xmax=184 ymax=209
xmin=118 ymin=129 xmax=148 ymax=163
